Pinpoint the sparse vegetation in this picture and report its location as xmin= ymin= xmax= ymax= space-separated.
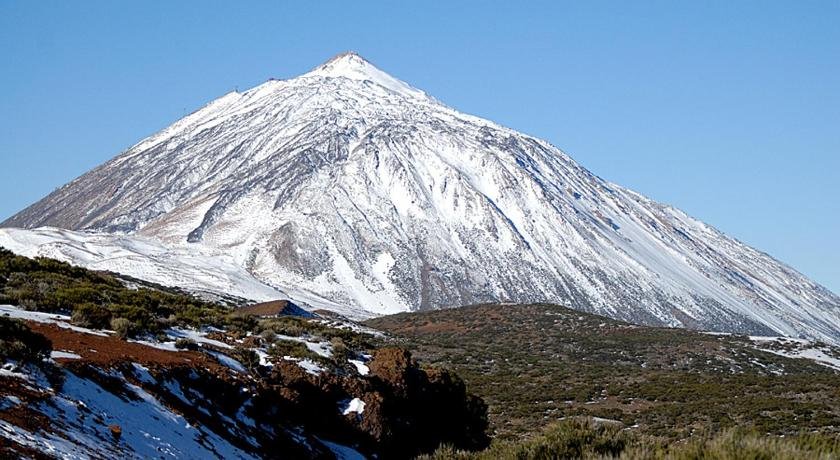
xmin=0 ymin=247 xmax=233 ymax=335
xmin=268 ymin=339 xmax=320 ymax=361
xmin=255 ymin=315 xmax=375 ymax=350
xmin=368 ymin=303 xmax=840 ymax=441
xmin=4 ymin=248 xmax=838 ymax=458
xmin=420 ymin=418 xmax=840 ymax=459
xmin=231 ymin=346 xmax=261 ymax=372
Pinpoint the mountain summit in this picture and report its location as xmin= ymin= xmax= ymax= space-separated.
xmin=304 ymin=52 xmax=427 ymax=99
xmin=3 ymin=54 xmax=839 ymax=342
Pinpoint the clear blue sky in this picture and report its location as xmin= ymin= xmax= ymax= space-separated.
xmin=1 ymin=1 xmax=838 ymax=293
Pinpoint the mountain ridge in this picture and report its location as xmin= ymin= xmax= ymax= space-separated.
xmin=3 ymin=53 xmax=838 ymax=343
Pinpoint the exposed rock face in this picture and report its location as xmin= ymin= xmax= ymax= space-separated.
xmin=3 ymin=52 xmax=839 ymax=342
xmin=261 ymin=346 xmax=490 ymax=458
xmin=362 ymin=347 xmax=490 ymax=456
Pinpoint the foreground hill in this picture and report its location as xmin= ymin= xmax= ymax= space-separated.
xmin=3 ymin=52 xmax=838 ymax=342
xmin=0 ymin=250 xmax=487 ymax=459
xmin=2 ymin=250 xmax=838 ymax=458
xmin=368 ymin=303 xmax=840 ymax=442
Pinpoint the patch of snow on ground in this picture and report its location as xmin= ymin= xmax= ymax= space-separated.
xmin=129 ymin=338 xmax=180 ymax=352
xmin=208 ymin=351 xmax=247 ymax=373
xmin=0 ymin=396 xmax=21 ymax=411
xmin=341 ymin=397 xmax=366 ymax=415
xmin=167 ymin=327 xmax=233 ymax=349
xmin=255 ymin=349 xmax=272 ymax=367
xmin=281 ymin=356 xmax=324 ymax=375
xmin=0 ymin=419 xmax=91 ymax=459
xmin=314 ymin=318 xmax=386 ymax=338
xmin=50 ymin=351 xmax=81 ymax=360
xmin=0 ymin=363 xmax=32 ymax=382
xmin=297 ymin=358 xmax=325 ymax=376
xmin=14 ymin=369 xmax=259 ymax=459
xmin=348 ymin=359 xmax=370 ymax=376
xmin=131 ymin=363 xmax=157 ymax=385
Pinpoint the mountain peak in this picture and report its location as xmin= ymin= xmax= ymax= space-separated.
xmin=318 ymin=51 xmax=368 ymax=68
xmin=304 ymin=51 xmax=427 ymax=99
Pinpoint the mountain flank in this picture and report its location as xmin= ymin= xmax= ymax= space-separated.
xmin=3 ymin=52 xmax=838 ymax=342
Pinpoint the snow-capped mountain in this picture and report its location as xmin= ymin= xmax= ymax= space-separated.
xmin=3 ymin=52 xmax=839 ymax=342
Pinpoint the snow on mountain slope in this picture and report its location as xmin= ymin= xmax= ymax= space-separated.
xmin=0 ymin=227 xmax=369 ymax=319
xmin=2 ymin=52 xmax=839 ymax=342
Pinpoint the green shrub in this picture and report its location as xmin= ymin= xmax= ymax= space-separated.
xmin=0 ymin=317 xmax=52 ymax=362
xmin=174 ymin=338 xmax=199 ymax=351
xmin=258 ymin=316 xmax=310 ymax=337
xmin=330 ymin=337 xmax=349 ymax=361
xmin=421 ymin=419 xmax=840 ymax=459
xmin=0 ymin=249 xmax=233 ymax=337
xmin=268 ymin=340 xmax=319 ymax=361
xmin=223 ymin=315 xmax=258 ymax=334
xmin=108 ymin=304 xmax=159 ymax=335
xmin=71 ymin=303 xmax=112 ymax=329
xmin=259 ymin=329 xmax=276 ymax=342
xmin=231 ymin=347 xmax=261 ymax=372
xmin=110 ymin=317 xmax=132 ymax=339
xmin=53 ymin=286 xmax=103 ymax=310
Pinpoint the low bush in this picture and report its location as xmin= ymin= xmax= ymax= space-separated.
xmin=421 ymin=418 xmax=840 ymax=459
xmin=369 ymin=303 xmax=840 ymax=440
xmin=231 ymin=347 xmax=261 ymax=372
xmin=110 ymin=317 xmax=132 ymax=339
xmin=71 ymin=303 xmax=112 ymax=329
xmin=174 ymin=338 xmax=199 ymax=351
xmin=0 ymin=317 xmax=52 ymax=362
xmin=268 ymin=340 xmax=319 ymax=361
xmin=330 ymin=337 xmax=349 ymax=362
xmin=0 ymin=248 xmax=233 ymax=337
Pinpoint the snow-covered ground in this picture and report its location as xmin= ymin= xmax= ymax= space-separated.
xmin=348 ymin=359 xmax=370 ymax=376
xmin=318 ymin=438 xmax=367 ymax=460
xmin=0 ymin=227 xmax=376 ymax=320
xmin=49 ymin=351 xmax=81 ymax=360
xmin=0 ymin=363 xmax=260 ymax=459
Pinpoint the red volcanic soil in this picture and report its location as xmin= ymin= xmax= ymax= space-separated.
xmin=25 ymin=322 xmax=224 ymax=371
